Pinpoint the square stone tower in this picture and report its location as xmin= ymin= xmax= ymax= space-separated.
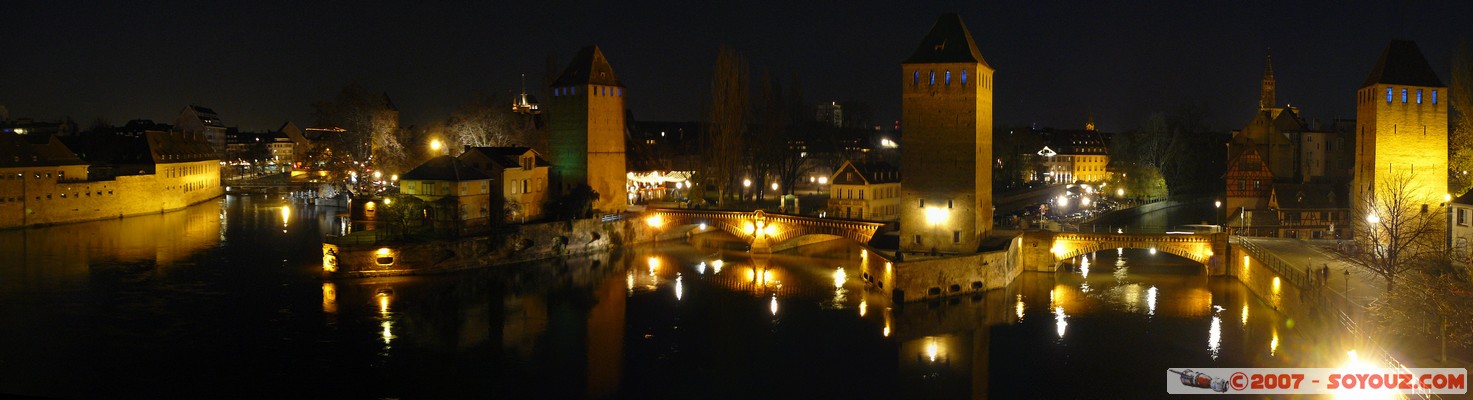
xmin=899 ymin=13 xmax=994 ymax=255
xmin=549 ymin=46 xmax=628 ymax=213
xmin=1352 ymin=40 xmax=1447 ymax=215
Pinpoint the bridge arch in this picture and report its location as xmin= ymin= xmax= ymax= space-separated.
xmin=1037 ymin=232 xmax=1224 ymax=272
xmin=644 ymin=209 xmax=882 ymax=251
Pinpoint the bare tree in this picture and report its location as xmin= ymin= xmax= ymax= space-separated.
xmin=313 ymin=83 xmax=403 ymax=174
xmin=446 ymin=94 xmax=530 ymax=151
xmin=704 ymin=45 xmax=750 ymax=207
xmin=1450 ymin=41 xmax=1473 ymax=195
xmin=1367 ymin=259 xmax=1473 ymax=360
xmin=1353 ymin=171 xmax=1447 ymax=291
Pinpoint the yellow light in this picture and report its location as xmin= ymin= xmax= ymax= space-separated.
xmin=1270 ymin=328 xmax=1279 ymax=356
xmin=675 ymin=274 xmax=684 ymax=301
xmin=1117 ymin=188 xmax=1124 ymax=197
xmin=1055 ymin=306 xmax=1068 ymax=338
xmin=383 ymin=198 xmax=391 ymax=205
xmin=833 ymin=267 xmax=847 ymax=288
xmin=1149 ymin=247 xmax=1157 ymax=255
xmin=859 ymin=300 xmax=868 ymax=317
xmin=1272 ymin=276 xmax=1281 ymax=293
xmin=743 ymin=178 xmax=752 ymax=188
xmin=647 ymin=257 xmax=660 ymax=276
xmin=645 ymin=214 xmax=665 ymax=228
xmin=430 ymin=139 xmax=443 ymax=151
xmin=1015 ymin=294 xmax=1025 ymax=320
xmin=373 ymin=171 xmax=382 ymax=179
xmin=769 ymin=295 xmax=778 ymax=316
xmin=1081 ymin=197 xmax=1091 ymax=206
xmin=1366 ymin=214 xmax=1380 ymax=224
xmin=762 ymin=224 xmax=776 ymax=238
xmin=1241 ymin=303 xmax=1249 ymax=326
xmin=927 ymin=339 xmax=939 ymax=362
xmin=771 ymin=182 xmax=779 ymax=191
xmin=390 ymin=174 xmax=398 ymax=181
xmin=322 ymin=282 xmax=337 ymax=313
xmin=378 ymin=293 xmax=390 ymax=315
xmin=712 ymin=259 xmax=724 ymax=273
xmin=377 ymin=247 xmax=392 ymax=256
xmin=745 ymin=221 xmax=757 ymax=236
xmin=281 ymin=205 xmax=291 ymax=225
xmin=883 ymin=324 xmax=890 ymax=337
xmin=1056 ymin=195 xmax=1068 ymax=207
xmin=924 ymin=207 xmax=949 ymax=225
xmin=818 ymin=176 xmax=828 ymax=185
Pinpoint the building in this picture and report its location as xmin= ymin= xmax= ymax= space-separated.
xmin=548 ymin=45 xmax=628 ymax=214
xmin=1450 ymin=190 xmax=1473 ymax=263
xmin=1352 ymin=40 xmax=1448 ymax=225
xmin=1226 ymin=53 xmax=1355 ymax=236
xmin=1 ymin=130 xmax=221 ymax=229
xmin=899 ymin=13 xmax=994 ymax=255
xmin=176 ymin=105 xmax=227 ymax=157
xmin=1023 ymin=124 xmax=1111 ymax=184
xmin=816 ymin=102 xmax=843 ymax=127
xmin=459 ymin=146 xmax=551 ymax=223
xmin=626 ymin=121 xmax=700 ymax=204
xmin=826 ymin=160 xmax=901 ymax=221
xmin=399 ymin=155 xmax=493 ymax=234
xmin=1268 ymin=183 xmax=1348 ymax=239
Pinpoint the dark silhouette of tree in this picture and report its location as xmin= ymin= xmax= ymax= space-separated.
xmin=1450 ymin=41 xmax=1473 ymax=195
xmin=703 ymin=45 xmax=750 ymax=207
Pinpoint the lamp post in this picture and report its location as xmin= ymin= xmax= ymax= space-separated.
xmin=1215 ymin=200 xmax=1222 ymax=230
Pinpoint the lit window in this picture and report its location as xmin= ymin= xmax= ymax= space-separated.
xmin=913 ymin=71 xmax=918 ymax=86
xmin=1402 ymin=88 xmax=1407 ymax=103
xmin=1433 ymin=90 xmax=1438 ymax=104
xmin=945 ymin=70 xmax=951 ymax=86
xmin=1417 ymin=89 xmax=1423 ymax=104
xmin=929 ymin=71 xmax=935 ymax=86
xmin=961 ymin=69 xmax=968 ymax=85
xmin=1387 ymin=87 xmax=1393 ymax=103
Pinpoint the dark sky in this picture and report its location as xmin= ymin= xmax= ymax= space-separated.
xmin=3 ymin=1 xmax=1468 ymax=133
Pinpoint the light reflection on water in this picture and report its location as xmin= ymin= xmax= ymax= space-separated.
xmin=0 ymin=198 xmax=1350 ymax=399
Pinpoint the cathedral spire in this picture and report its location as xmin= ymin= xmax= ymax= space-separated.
xmin=1260 ymin=50 xmax=1276 ymax=110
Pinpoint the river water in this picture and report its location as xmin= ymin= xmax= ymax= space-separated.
xmin=0 ymin=195 xmax=1350 ymax=399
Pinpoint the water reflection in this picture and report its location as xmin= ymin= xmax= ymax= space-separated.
xmin=0 ymin=199 xmax=1353 ymax=399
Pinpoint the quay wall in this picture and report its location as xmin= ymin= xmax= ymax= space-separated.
xmin=0 ymin=160 xmax=223 ymax=229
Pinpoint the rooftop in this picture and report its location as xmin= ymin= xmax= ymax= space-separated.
xmin=1362 ymin=40 xmax=1444 ymax=88
xmin=903 ymin=13 xmax=988 ymax=66
xmin=402 ymin=155 xmax=492 ymax=182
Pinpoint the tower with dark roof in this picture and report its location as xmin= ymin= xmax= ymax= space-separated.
xmin=1352 ymin=40 xmax=1448 ymax=216
xmin=899 ymin=13 xmax=994 ymax=255
xmin=1260 ymin=52 xmax=1276 ymax=110
xmin=548 ymin=45 xmax=627 ymax=213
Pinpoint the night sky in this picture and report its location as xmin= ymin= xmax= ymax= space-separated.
xmin=3 ymin=1 xmax=1469 ymax=133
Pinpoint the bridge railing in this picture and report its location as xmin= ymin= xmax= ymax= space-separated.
xmin=1236 ymin=237 xmax=1313 ymax=289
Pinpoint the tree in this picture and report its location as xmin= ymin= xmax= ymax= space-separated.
xmin=748 ymin=69 xmax=786 ymax=201
xmin=1367 ymin=258 xmax=1473 ymax=359
xmin=313 ymin=82 xmax=404 ymax=172
xmin=445 ymin=94 xmax=531 ymax=152
xmin=1450 ymin=41 xmax=1473 ymax=195
xmin=1352 ymin=171 xmax=1447 ymax=291
xmin=703 ymin=45 xmax=750 ymax=207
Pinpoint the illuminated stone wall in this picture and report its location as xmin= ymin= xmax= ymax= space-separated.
xmin=892 ymin=236 xmax=1020 ymax=302
xmin=1353 ymin=82 xmax=1448 ymax=215
xmin=0 ymin=159 xmax=221 ymax=229
xmin=898 ymin=62 xmax=993 ymax=254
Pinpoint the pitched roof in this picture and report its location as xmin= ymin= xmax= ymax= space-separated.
xmin=0 ymin=133 xmax=86 ymax=168
xmin=903 ymin=13 xmax=989 ymax=66
xmin=460 ymin=146 xmax=550 ymax=169
xmin=147 ymin=131 xmax=218 ymax=163
xmin=1454 ymin=189 xmax=1473 ymax=206
xmin=402 ymin=155 xmax=491 ymax=181
xmin=1271 ymin=183 xmax=1343 ymax=209
xmin=1362 ymin=40 xmax=1443 ymax=88
xmin=831 ymin=160 xmax=900 ymax=185
xmin=551 ymin=46 xmax=623 ymax=87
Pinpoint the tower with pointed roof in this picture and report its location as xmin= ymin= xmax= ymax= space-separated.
xmin=548 ymin=45 xmax=627 ymax=213
xmin=899 ymin=13 xmax=994 ymax=255
xmin=1352 ymin=40 xmax=1447 ymax=216
xmin=1260 ymin=52 xmax=1276 ymax=110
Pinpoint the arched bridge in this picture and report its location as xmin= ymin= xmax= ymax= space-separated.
xmin=644 ymin=208 xmax=883 ymax=252
xmin=1024 ymin=231 xmax=1227 ymax=273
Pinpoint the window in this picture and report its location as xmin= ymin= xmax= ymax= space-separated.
xmin=522 ymin=180 xmax=528 ymax=194
xmin=1433 ymin=90 xmax=1438 ymax=104
xmin=1387 ymin=87 xmax=1393 ymax=103
xmin=929 ymin=70 xmax=935 ymax=86
xmin=1458 ymin=209 xmax=1467 ymax=226
xmin=915 ymin=235 xmax=922 ymax=244
xmin=961 ymin=69 xmax=968 ymax=85
xmin=919 ymin=199 xmax=925 ymax=208
xmin=947 ymin=199 xmax=953 ymax=208
xmin=912 ymin=71 xmax=918 ymax=87
xmin=1402 ymin=88 xmax=1408 ymax=103
xmin=945 ymin=70 xmax=951 ymax=86
xmin=859 ymin=190 xmax=864 ymax=200
xmin=1417 ymin=89 xmax=1423 ymax=104
xmin=953 ymin=231 xmax=960 ymax=243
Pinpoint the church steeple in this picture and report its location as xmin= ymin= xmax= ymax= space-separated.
xmin=1260 ymin=51 xmax=1276 ymax=110
xmin=1085 ymin=113 xmax=1096 ymax=131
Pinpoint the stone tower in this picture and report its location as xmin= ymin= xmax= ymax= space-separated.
xmin=1260 ymin=53 xmax=1276 ymax=110
xmin=1352 ymin=40 xmax=1447 ymax=218
xmin=548 ymin=45 xmax=627 ymax=213
xmin=899 ymin=13 xmax=994 ymax=255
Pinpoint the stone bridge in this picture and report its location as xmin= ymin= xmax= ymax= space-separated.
xmin=644 ymin=208 xmax=884 ymax=252
xmin=1021 ymin=231 xmax=1228 ymax=274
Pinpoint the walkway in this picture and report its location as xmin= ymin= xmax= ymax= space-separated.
xmin=1236 ymin=236 xmax=1386 ymax=310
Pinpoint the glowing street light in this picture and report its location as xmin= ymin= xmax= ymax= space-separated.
xmin=1366 ymin=214 xmax=1380 ymax=225
xmin=771 ymin=182 xmax=779 ymax=191
xmin=1116 ymin=188 xmax=1125 ymax=197
xmin=1056 ymin=195 xmax=1069 ymax=207
xmin=430 ymin=139 xmax=444 ymax=153
xmin=742 ymin=178 xmax=752 ymax=188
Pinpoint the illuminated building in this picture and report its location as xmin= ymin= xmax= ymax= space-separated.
xmin=458 ymin=146 xmax=551 ymax=223
xmin=899 ymin=13 xmax=994 ymax=254
xmin=399 ymin=156 xmax=493 ymax=234
xmin=1352 ymin=40 xmax=1448 ymax=226
xmin=548 ymin=45 xmax=628 ymax=213
xmin=826 ymin=160 xmax=900 ymax=221
xmin=175 ymin=105 xmax=228 ymax=158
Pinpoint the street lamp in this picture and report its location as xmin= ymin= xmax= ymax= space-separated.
xmin=1215 ymin=200 xmax=1222 ymax=228
xmin=430 ymin=139 xmax=444 ymax=154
